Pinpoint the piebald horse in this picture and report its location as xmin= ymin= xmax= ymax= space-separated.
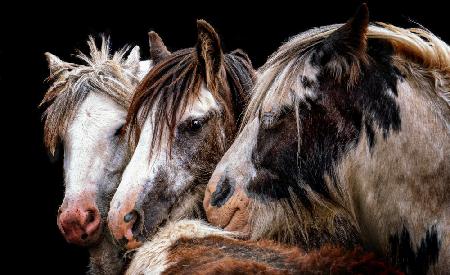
xmin=41 ymin=37 xmax=151 ymax=274
xmin=204 ymin=4 xmax=449 ymax=274
xmin=107 ymin=20 xmax=255 ymax=249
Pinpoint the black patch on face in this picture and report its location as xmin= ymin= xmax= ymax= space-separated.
xmin=313 ymin=38 xmax=402 ymax=138
xmin=96 ymin=140 xmax=128 ymax=220
xmin=249 ymin=106 xmax=308 ymax=202
xmin=250 ymin=94 xmax=362 ymax=205
xmin=248 ymin=38 xmax=403 ymax=214
xmin=389 ymin=225 xmax=441 ymax=274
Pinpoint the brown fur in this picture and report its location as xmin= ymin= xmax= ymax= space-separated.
xmin=164 ymin=236 xmax=401 ymax=275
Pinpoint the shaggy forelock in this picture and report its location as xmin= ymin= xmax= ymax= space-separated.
xmin=126 ymin=48 xmax=255 ymax=153
xmin=41 ymin=36 xmax=141 ymax=155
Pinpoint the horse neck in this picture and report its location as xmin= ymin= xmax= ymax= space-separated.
xmin=167 ymin=184 xmax=207 ymax=223
xmin=338 ymin=74 xmax=449 ymax=266
xmin=88 ymin=232 xmax=123 ymax=275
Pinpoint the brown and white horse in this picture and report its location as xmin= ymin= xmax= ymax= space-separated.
xmin=107 ymin=20 xmax=255 ymax=249
xmin=41 ymin=37 xmax=151 ymax=274
xmin=204 ymin=4 xmax=449 ymax=274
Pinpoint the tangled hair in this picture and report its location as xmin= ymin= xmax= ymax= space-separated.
xmin=41 ymin=36 xmax=142 ymax=155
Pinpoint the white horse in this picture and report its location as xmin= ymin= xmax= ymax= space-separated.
xmin=42 ymin=36 xmax=151 ymax=274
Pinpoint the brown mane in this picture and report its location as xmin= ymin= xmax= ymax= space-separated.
xmin=40 ymin=36 xmax=141 ymax=155
xmin=127 ymin=47 xmax=255 ymax=153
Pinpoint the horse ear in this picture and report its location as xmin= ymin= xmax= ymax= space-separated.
xmin=325 ymin=3 xmax=369 ymax=55
xmin=45 ymin=52 xmax=70 ymax=75
xmin=196 ymin=19 xmax=223 ymax=83
xmin=148 ymin=31 xmax=170 ymax=65
xmin=125 ymin=46 xmax=141 ymax=68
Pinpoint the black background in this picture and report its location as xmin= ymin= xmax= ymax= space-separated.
xmin=2 ymin=1 xmax=447 ymax=273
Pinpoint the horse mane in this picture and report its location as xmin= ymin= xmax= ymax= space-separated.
xmin=127 ymin=47 xmax=255 ymax=152
xmin=243 ymin=22 xmax=450 ymax=126
xmin=40 ymin=36 xmax=141 ymax=155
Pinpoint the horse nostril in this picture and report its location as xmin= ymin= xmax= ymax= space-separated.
xmin=86 ymin=210 xmax=96 ymax=224
xmin=211 ymin=176 xmax=235 ymax=207
xmin=81 ymin=233 xmax=88 ymax=240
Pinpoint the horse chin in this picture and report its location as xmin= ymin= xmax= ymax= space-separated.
xmin=223 ymin=209 xmax=251 ymax=238
xmin=86 ymin=220 xmax=105 ymax=245
xmin=131 ymin=215 xmax=169 ymax=249
xmin=125 ymin=237 xmax=143 ymax=250
xmin=205 ymin=188 xmax=252 ymax=237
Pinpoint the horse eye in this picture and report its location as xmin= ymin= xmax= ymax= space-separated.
xmin=189 ymin=119 xmax=203 ymax=132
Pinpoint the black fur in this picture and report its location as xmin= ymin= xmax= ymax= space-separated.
xmin=389 ymin=225 xmax=440 ymax=275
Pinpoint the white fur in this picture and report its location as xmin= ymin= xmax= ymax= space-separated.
xmin=64 ymin=93 xmax=126 ymax=199
xmin=63 ymin=61 xmax=151 ymax=204
xmin=180 ymin=83 xmax=219 ymax=120
xmin=125 ymin=220 xmax=235 ymax=275
xmin=137 ymin=60 xmax=153 ymax=81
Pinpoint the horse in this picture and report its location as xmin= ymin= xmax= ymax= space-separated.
xmin=204 ymin=4 xmax=449 ymax=274
xmin=126 ymin=219 xmax=400 ymax=274
xmin=107 ymin=20 xmax=256 ymax=250
xmin=41 ymin=36 xmax=151 ymax=274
